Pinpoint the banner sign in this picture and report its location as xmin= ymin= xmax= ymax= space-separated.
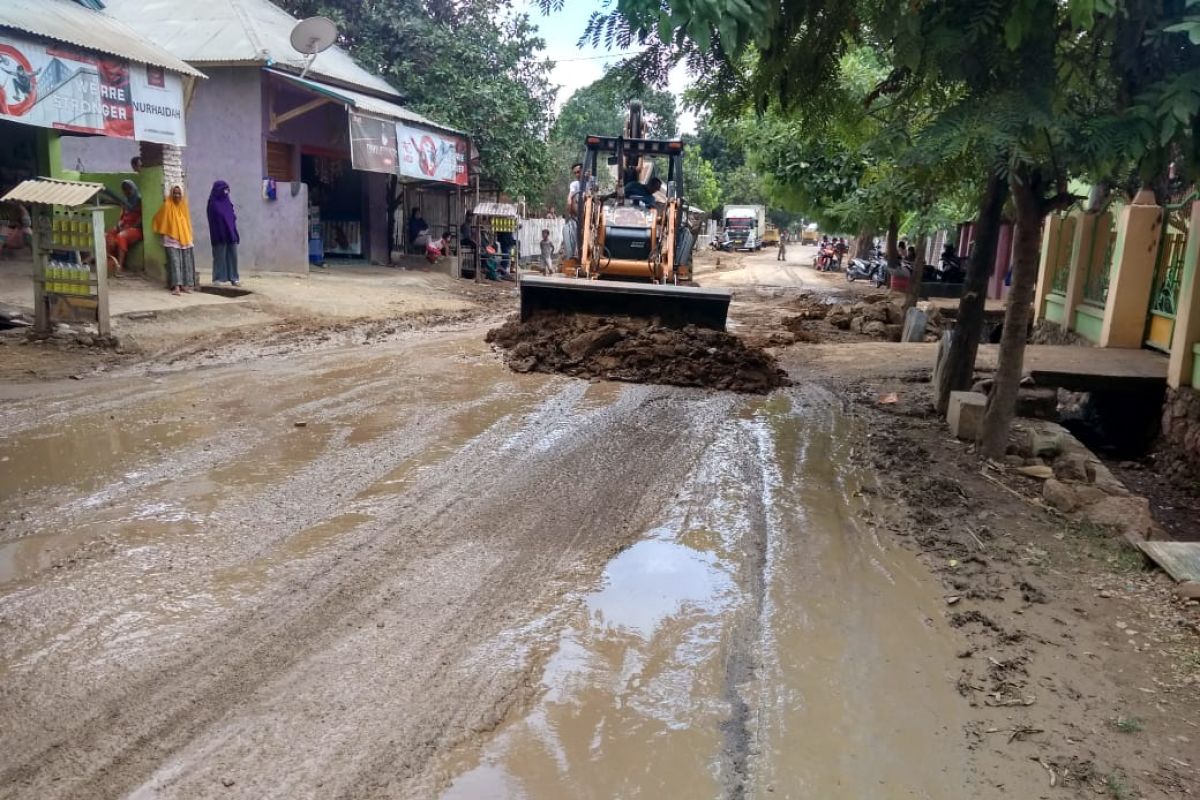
xmin=0 ymin=33 xmax=186 ymax=146
xmin=348 ymin=112 xmax=398 ymax=174
xmin=396 ymin=122 xmax=468 ymax=186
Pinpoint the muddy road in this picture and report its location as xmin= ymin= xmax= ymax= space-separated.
xmin=2 ymin=253 xmax=1193 ymax=799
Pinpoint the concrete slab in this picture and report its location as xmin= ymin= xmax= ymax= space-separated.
xmin=1136 ymin=541 xmax=1200 ymax=583
xmin=948 ymin=391 xmax=986 ymax=441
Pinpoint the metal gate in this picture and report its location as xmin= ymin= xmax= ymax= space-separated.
xmin=1146 ymin=193 xmax=1195 ymax=351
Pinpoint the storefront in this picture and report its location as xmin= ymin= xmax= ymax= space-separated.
xmin=263 ymin=70 xmax=468 ymax=265
xmin=0 ymin=4 xmax=203 ymax=277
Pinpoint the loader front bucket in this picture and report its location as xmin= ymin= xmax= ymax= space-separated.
xmin=519 ymin=275 xmax=732 ymax=331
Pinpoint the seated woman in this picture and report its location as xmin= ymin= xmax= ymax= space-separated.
xmin=102 ymin=180 xmax=142 ymax=273
xmin=425 ymin=231 xmax=452 ymax=263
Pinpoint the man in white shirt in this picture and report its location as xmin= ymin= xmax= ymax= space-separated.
xmin=567 ymin=162 xmax=582 ymax=216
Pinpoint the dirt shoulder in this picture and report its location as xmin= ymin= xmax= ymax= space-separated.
xmin=713 ymin=250 xmax=1199 ymax=795
xmin=760 ymin=336 xmax=1200 ymax=796
xmin=0 ymin=266 xmax=515 ymax=384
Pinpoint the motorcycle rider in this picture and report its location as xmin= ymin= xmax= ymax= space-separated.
xmin=816 ymin=235 xmax=831 ymax=271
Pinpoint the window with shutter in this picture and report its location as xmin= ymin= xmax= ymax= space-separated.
xmin=265 ymin=142 xmax=295 ymax=181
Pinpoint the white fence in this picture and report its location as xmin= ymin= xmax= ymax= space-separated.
xmin=516 ymin=218 xmax=566 ymax=260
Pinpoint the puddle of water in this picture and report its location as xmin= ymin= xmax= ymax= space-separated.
xmin=204 ymin=423 xmax=336 ymax=489
xmin=443 ymin=389 xmax=972 ymax=799
xmin=442 ymin=533 xmax=735 ymax=800
xmin=0 ymin=529 xmax=97 ymax=585
xmin=749 ymin=393 xmax=971 ymax=798
xmin=0 ymin=414 xmax=219 ymax=498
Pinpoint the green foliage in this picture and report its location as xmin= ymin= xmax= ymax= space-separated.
xmin=1111 ymin=715 xmax=1144 ymax=734
xmin=683 ymin=146 xmax=722 ymax=212
xmin=274 ymin=0 xmax=556 ymax=199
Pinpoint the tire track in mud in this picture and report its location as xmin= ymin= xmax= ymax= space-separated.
xmin=715 ymin=414 xmax=771 ymax=800
xmin=0 ymin=347 xmax=739 ymax=799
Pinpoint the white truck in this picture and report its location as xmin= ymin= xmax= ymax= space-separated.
xmin=722 ymin=205 xmax=768 ymax=251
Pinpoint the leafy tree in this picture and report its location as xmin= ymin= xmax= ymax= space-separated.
xmin=683 ymin=145 xmax=722 ymax=212
xmin=274 ymin=0 xmax=556 ymax=200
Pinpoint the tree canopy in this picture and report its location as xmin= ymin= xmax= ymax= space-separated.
xmin=537 ymin=0 xmax=1200 ymax=452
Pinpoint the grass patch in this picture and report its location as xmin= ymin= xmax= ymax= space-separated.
xmin=1111 ymin=715 xmax=1143 ymax=734
xmin=1067 ymin=521 xmax=1150 ymax=574
xmin=1105 ymin=770 xmax=1132 ymax=800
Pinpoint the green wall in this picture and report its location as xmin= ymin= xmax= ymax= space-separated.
xmin=76 ymin=169 xmax=168 ymax=282
xmin=1044 ymin=294 xmax=1066 ymax=325
xmin=1074 ymin=304 xmax=1104 ymax=343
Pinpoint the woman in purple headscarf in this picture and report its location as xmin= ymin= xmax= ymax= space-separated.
xmin=206 ymin=180 xmax=240 ymax=286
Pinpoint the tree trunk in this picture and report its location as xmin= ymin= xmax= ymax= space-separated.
xmin=935 ymin=170 xmax=1010 ymax=414
xmin=903 ymin=233 xmax=928 ymax=312
xmin=884 ymin=214 xmax=900 ymax=274
xmin=853 ymin=226 xmax=875 ymax=259
xmin=979 ymin=168 xmax=1042 ymax=458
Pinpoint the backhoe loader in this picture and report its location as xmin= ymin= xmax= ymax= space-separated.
xmin=519 ymin=101 xmax=732 ymax=330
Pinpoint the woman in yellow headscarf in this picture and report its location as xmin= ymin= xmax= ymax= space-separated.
xmin=153 ymin=184 xmax=197 ymax=295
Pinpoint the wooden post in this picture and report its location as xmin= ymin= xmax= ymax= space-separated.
xmin=31 ymin=206 xmax=48 ymax=334
xmin=91 ymin=205 xmax=110 ymax=337
xmin=455 ymin=184 xmax=462 ymax=280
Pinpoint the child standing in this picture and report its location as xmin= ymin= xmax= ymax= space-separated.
xmin=539 ymin=228 xmax=556 ymax=275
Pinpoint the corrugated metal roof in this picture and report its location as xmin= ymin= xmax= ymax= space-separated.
xmin=473 ymin=203 xmax=520 ymax=218
xmin=100 ymin=0 xmax=398 ymax=98
xmin=2 ymin=178 xmax=105 ymax=206
xmin=267 ymin=70 xmax=460 ymax=134
xmin=0 ymin=0 xmax=205 ymax=78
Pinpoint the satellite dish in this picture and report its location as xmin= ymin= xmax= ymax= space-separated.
xmin=290 ymin=16 xmax=337 ymax=78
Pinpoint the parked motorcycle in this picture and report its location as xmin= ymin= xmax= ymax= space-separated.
xmin=709 ymin=236 xmax=734 ymax=252
xmin=847 ymin=248 xmax=887 ymax=286
xmin=922 ymin=251 xmax=966 ymax=283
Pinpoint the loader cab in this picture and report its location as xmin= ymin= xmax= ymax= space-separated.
xmin=578 ymin=135 xmax=685 ymax=208
xmin=572 ymin=134 xmax=692 ymax=282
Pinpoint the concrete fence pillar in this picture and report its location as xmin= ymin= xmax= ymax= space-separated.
xmin=1062 ymin=211 xmax=1100 ymax=329
xmin=1168 ymin=200 xmax=1200 ymax=388
xmin=1033 ymin=215 xmax=1063 ymax=322
xmin=1100 ymin=189 xmax=1161 ymax=348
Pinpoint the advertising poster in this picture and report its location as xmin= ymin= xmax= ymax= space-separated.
xmin=348 ymin=112 xmax=398 ymax=174
xmin=0 ymin=33 xmax=185 ymax=146
xmin=131 ymin=64 xmax=186 ymax=146
xmin=396 ymin=122 xmax=467 ymax=186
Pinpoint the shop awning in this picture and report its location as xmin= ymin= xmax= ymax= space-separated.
xmin=265 ymin=69 xmax=461 ymax=135
xmin=473 ymin=202 xmax=519 ymax=218
xmin=2 ymin=178 xmax=105 ymax=206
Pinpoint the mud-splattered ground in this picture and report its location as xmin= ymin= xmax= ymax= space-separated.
xmin=0 ymin=249 xmax=1197 ymax=799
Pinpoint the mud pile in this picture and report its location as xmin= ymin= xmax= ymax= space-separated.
xmin=486 ymin=312 xmax=790 ymax=393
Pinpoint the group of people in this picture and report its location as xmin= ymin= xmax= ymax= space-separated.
xmin=102 ymin=170 xmax=241 ymax=296
xmin=407 ymin=206 xmax=558 ymax=280
xmin=814 ymin=235 xmax=849 ymax=271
